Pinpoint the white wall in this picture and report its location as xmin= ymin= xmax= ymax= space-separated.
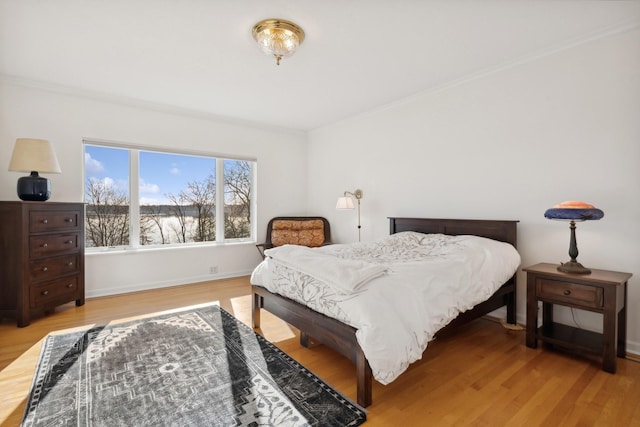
xmin=307 ymin=29 xmax=640 ymax=353
xmin=0 ymin=80 xmax=309 ymax=297
xmin=1 ymin=25 xmax=637 ymax=353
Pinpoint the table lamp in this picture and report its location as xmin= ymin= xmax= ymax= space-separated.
xmin=8 ymin=138 xmax=61 ymax=201
xmin=544 ymin=201 xmax=604 ymax=274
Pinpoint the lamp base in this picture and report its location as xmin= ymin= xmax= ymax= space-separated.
xmin=17 ymin=172 xmax=51 ymax=201
xmin=557 ymin=261 xmax=591 ymax=275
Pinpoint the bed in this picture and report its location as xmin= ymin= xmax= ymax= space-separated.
xmin=251 ymin=217 xmax=520 ymax=407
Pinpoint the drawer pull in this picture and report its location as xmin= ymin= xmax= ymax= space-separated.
xmin=42 ymin=242 xmax=48 ymax=248
xmin=65 ymin=218 xmax=74 ymax=223
xmin=68 ymin=261 xmax=74 ymax=267
xmin=42 ymin=266 xmax=48 ymax=272
xmin=563 ymin=290 xmax=571 ymax=296
xmin=42 ymin=219 xmax=48 ymax=224
xmin=66 ymin=240 xmax=74 ymax=244
xmin=67 ymin=283 xmax=73 ymax=288
xmin=41 ymin=290 xmax=49 ymax=296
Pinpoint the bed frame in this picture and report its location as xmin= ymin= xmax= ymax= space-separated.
xmin=252 ymin=217 xmax=519 ymax=407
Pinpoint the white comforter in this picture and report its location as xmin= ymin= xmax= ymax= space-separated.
xmin=250 ymin=231 xmax=521 ymax=385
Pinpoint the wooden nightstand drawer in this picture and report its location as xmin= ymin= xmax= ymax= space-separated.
xmin=30 ymin=210 xmax=81 ymax=233
xmin=536 ymin=279 xmax=603 ymax=309
xmin=29 ymin=254 xmax=81 ymax=282
xmin=30 ymin=233 xmax=80 ymax=258
xmin=31 ymin=276 xmax=80 ymax=307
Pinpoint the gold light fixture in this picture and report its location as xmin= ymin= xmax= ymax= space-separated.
xmin=252 ymin=19 xmax=305 ymax=65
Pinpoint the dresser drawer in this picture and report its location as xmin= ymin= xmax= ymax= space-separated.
xmin=30 ymin=233 xmax=80 ymax=258
xmin=31 ymin=276 xmax=80 ymax=308
xmin=536 ymin=279 xmax=603 ymax=309
xmin=30 ymin=210 xmax=81 ymax=233
xmin=29 ymin=254 xmax=80 ymax=282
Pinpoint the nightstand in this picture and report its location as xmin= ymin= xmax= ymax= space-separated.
xmin=524 ymin=263 xmax=632 ymax=373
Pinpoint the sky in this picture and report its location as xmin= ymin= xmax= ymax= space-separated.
xmin=84 ymin=145 xmax=219 ymax=205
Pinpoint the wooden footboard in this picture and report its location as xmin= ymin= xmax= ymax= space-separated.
xmin=252 ymin=285 xmax=373 ymax=407
xmin=252 ymin=217 xmax=519 ymax=407
xmin=253 ymin=279 xmax=515 ymax=407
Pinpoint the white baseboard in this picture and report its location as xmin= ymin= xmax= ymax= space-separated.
xmin=85 ymin=269 xmax=254 ymax=299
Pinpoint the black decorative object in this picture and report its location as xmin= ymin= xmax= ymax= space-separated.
xmin=17 ymin=171 xmax=51 ymax=201
xmin=544 ymin=201 xmax=604 ymax=274
xmin=21 ymin=305 xmax=366 ymax=426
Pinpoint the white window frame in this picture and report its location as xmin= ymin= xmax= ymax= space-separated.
xmin=83 ymin=139 xmax=256 ymax=251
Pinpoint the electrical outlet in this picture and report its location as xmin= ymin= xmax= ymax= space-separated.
xmin=209 ymin=266 xmax=218 ymax=274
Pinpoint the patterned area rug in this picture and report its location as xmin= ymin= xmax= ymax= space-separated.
xmin=21 ymin=305 xmax=366 ymax=426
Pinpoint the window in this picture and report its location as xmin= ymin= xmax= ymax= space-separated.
xmin=84 ymin=142 xmax=255 ymax=249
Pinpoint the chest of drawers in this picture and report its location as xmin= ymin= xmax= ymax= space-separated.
xmin=0 ymin=201 xmax=85 ymax=327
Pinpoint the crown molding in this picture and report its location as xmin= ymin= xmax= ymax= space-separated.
xmin=316 ymin=18 xmax=640 ymax=132
xmin=0 ymin=74 xmax=306 ymax=137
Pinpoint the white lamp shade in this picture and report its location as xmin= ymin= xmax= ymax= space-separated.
xmin=336 ymin=196 xmax=354 ymax=210
xmin=9 ymin=138 xmax=61 ymax=173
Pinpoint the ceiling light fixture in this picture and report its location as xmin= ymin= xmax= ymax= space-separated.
xmin=252 ymin=19 xmax=305 ymax=65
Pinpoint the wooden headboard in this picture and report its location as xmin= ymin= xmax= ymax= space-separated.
xmin=388 ymin=217 xmax=518 ymax=248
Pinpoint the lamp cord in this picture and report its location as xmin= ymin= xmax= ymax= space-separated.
xmin=357 ymin=198 xmax=361 ymax=242
xmin=570 ymin=307 xmax=583 ymax=329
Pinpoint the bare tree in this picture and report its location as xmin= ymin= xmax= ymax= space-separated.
xmin=224 ymin=161 xmax=251 ymax=238
xmin=141 ymin=204 xmax=167 ymax=244
xmin=180 ymin=174 xmax=216 ymax=242
xmin=85 ymin=178 xmax=129 ymax=247
xmin=85 ymin=163 xmax=246 ymax=247
xmin=167 ymin=193 xmax=189 ymax=243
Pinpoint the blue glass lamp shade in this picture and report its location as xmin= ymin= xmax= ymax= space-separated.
xmin=544 ymin=201 xmax=604 ymax=274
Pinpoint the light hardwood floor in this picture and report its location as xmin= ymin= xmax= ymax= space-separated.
xmin=1 ymin=276 xmax=639 ymax=426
